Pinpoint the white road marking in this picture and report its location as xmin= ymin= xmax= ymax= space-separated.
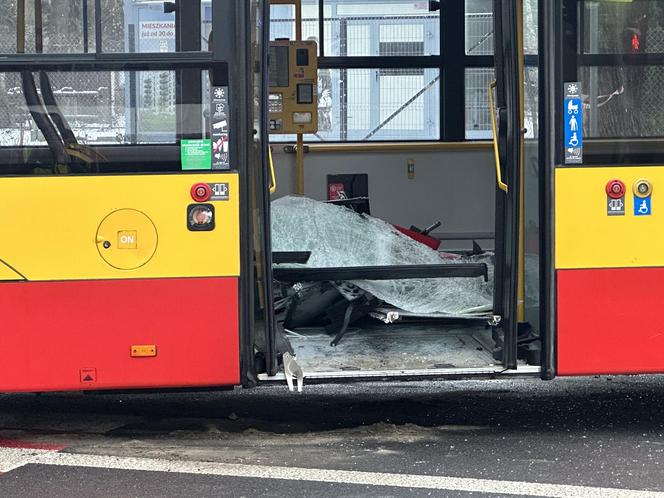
xmin=0 ymin=448 xmax=662 ymax=497
xmin=0 ymin=448 xmax=53 ymax=473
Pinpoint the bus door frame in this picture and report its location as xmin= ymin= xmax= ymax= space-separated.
xmin=538 ymin=0 xmax=563 ymax=379
xmin=215 ymin=0 xmax=279 ymax=382
xmin=492 ymin=0 xmax=524 ymax=369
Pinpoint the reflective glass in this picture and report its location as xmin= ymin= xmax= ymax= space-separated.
xmin=465 ymin=67 xmax=494 ymax=140
xmin=583 ymin=1 xmax=664 ymax=54
xmin=271 ymin=67 xmax=440 ymax=142
xmin=465 ymin=0 xmax=493 ymax=55
xmin=324 ymin=0 xmax=440 ymax=57
xmin=0 ymin=69 xmax=213 ymax=175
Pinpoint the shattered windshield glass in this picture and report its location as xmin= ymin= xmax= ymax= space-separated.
xmin=271 ymin=196 xmax=493 ymax=314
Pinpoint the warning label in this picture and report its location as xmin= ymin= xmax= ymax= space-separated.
xmin=80 ymin=368 xmax=97 ymax=383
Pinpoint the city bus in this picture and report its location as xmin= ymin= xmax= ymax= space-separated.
xmin=0 ymin=0 xmax=659 ymax=393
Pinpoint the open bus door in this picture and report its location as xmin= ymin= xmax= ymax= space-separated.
xmin=545 ymin=0 xmax=664 ymax=376
xmin=250 ymin=0 xmax=280 ymax=379
xmin=252 ymin=1 xmax=531 ymax=385
xmin=491 ymin=0 xmax=525 ymax=370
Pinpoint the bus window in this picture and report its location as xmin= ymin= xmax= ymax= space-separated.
xmin=582 ymin=1 xmax=664 ymax=55
xmin=0 ymin=1 xmax=211 ymax=55
xmin=0 ymin=0 xmax=97 ymax=54
xmin=101 ymin=0 xmax=211 ymax=54
xmin=576 ymin=1 xmax=664 ymax=163
xmin=0 ymin=69 xmax=215 ymax=175
xmin=580 ymin=65 xmax=664 ymax=140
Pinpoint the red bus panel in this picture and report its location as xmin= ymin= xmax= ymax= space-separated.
xmin=0 ymin=277 xmax=239 ymax=392
xmin=558 ymin=268 xmax=664 ymax=375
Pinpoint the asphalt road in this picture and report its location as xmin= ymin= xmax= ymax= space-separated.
xmin=0 ymin=376 xmax=664 ymax=497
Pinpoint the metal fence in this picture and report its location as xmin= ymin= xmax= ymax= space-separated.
xmin=465 ymin=68 xmax=493 ymax=140
xmin=465 ymin=13 xmax=494 ymax=56
xmin=271 ymin=11 xmax=492 ymax=141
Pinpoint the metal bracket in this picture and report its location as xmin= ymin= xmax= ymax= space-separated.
xmin=283 ymin=352 xmax=304 ymax=392
xmin=369 ymin=310 xmax=400 ymax=324
xmin=283 ymin=144 xmax=310 ymax=154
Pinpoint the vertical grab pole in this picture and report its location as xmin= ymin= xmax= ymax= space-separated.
xmin=294 ymin=0 xmax=305 ymax=194
xmin=17 ymin=0 xmax=25 ymax=54
xmin=82 ymin=0 xmax=89 ymax=53
xmin=516 ymin=0 xmax=526 ymax=323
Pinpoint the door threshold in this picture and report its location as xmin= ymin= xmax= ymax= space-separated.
xmin=258 ymin=365 xmax=541 ymax=383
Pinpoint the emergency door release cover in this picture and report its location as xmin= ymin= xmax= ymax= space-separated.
xmin=96 ymin=209 xmax=158 ymax=270
xmin=268 ymin=40 xmax=318 ymax=135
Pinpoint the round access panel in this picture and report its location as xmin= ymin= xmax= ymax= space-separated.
xmin=96 ymin=209 xmax=158 ymax=270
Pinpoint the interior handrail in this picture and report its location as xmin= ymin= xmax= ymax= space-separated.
xmin=489 ymin=80 xmax=508 ymax=193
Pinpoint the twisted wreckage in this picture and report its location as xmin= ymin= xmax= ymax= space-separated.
xmin=267 ymin=196 xmax=540 ymax=381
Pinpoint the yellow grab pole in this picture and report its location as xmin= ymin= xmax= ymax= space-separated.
xmin=17 ymin=0 xmax=25 ymax=54
xmin=295 ymin=136 xmax=305 ymax=194
xmin=294 ymin=0 xmax=305 ymax=194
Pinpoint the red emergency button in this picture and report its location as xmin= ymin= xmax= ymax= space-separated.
xmin=191 ymin=183 xmax=212 ymax=202
xmin=606 ymin=179 xmax=626 ymax=199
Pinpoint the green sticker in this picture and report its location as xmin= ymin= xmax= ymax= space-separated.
xmin=181 ymin=139 xmax=212 ymax=170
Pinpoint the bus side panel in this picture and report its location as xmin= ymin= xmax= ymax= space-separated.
xmin=558 ymin=268 xmax=664 ymax=375
xmin=0 ymin=277 xmax=239 ymax=392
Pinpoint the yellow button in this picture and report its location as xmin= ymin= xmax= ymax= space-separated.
xmin=117 ymin=230 xmax=138 ymax=249
xmin=633 ymin=179 xmax=653 ymax=198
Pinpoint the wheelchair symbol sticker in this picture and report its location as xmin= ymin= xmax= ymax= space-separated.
xmin=568 ymin=132 xmax=580 ymax=147
xmin=634 ymin=196 xmax=652 ymax=216
xmin=563 ymin=82 xmax=583 ymax=165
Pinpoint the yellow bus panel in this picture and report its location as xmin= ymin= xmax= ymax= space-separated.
xmin=556 ymin=166 xmax=664 ymax=269
xmin=0 ymin=173 xmax=240 ymax=281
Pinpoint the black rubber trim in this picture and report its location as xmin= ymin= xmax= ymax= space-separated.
xmin=272 ymin=252 xmax=311 ymax=264
xmin=273 ymin=264 xmax=489 ymax=282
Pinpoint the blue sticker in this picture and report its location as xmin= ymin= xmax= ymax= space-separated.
xmin=634 ymin=196 xmax=652 ymax=216
xmin=563 ymin=82 xmax=583 ymax=165
xmin=564 ymin=98 xmax=583 ymax=148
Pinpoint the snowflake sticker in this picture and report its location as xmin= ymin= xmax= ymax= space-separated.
xmin=214 ymin=88 xmax=226 ymax=99
xmin=567 ymin=83 xmax=578 ymax=94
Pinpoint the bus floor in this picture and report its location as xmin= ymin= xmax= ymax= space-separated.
xmin=285 ymin=319 xmax=497 ymax=373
